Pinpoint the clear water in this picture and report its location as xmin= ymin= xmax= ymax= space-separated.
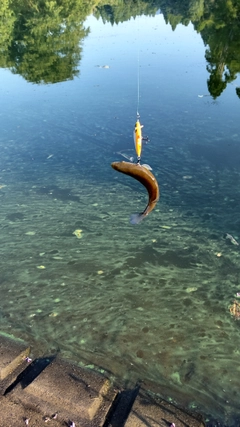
xmin=1 ymin=5 xmax=240 ymax=426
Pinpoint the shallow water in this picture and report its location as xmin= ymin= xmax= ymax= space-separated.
xmin=1 ymin=5 xmax=240 ymax=426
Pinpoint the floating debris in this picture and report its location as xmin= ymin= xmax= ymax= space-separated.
xmin=73 ymin=229 xmax=83 ymax=239
xmin=49 ymin=312 xmax=58 ymax=317
xmin=225 ymin=233 xmax=239 ymax=246
xmin=229 ymin=300 xmax=240 ymax=320
xmin=0 ymin=184 xmax=6 ymax=189
xmin=37 ymin=265 xmax=46 ymax=269
xmin=186 ymin=287 xmax=197 ymax=293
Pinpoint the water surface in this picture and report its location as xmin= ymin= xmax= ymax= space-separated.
xmin=1 ymin=3 xmax=240 ymax=426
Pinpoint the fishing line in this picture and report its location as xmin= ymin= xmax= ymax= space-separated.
xmin=137 ymin=46 xmax=140 ymax=119
xmin=133 ymin=7 xmax=143 ymax=164
xmin=136 ymin=9 xmax=140 ymax=119
xmin=133 ymin=5 xmax=150 ymax=165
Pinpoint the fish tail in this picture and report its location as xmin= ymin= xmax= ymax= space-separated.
xmin=130 ymin=213 xmax=144 ymax=225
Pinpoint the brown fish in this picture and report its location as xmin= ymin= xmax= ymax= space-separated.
xmin=111 ymin=161 xmax=159 ymax=224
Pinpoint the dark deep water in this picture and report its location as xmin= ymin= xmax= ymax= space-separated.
xmin=1 ymin=1 xmax=240 ymax=425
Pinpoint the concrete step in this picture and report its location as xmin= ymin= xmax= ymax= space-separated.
xmin=8 ymin=356 xmax=117 ymax=427
xmin=0 ymin=396 xmax=63 ymax=427
xmin=0 ymin=334 xmax=206 ymax=427
xmin=0 ymin=333 xmax=30 ymax=395
xmin=125 ymin=389 xmax=205 ymax=427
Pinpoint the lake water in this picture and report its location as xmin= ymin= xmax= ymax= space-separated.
xmin=1 ymin=4 xmax=240 ymax=426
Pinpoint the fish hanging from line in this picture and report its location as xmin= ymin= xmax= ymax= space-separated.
xmin=111 ymin=161 xmax=159 ymax=224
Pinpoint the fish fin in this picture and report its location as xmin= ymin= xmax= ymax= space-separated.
xmin=117 ymin=151 xmax=134 ymax=162
xmin=142 ymin=164 xmax=152 ymax=170
xmin=130 ymin=213 xmax=144 ymax=225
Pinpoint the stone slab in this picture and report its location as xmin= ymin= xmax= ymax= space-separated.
xmin=0 ymin=333 xmax=208 ymax=426
xmin=0 ymin=333 xmax=30 ymax=394
xmin=9 ymin=357 xmax=117 ymax=427
xmin=125 ymin=390 xmax=205 ymax=427
xmin=0 ymin=395 xmax=63 ymax=427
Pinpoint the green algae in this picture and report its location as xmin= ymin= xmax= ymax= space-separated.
xmin=0 ymin=142 xmax=240 ymax=424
